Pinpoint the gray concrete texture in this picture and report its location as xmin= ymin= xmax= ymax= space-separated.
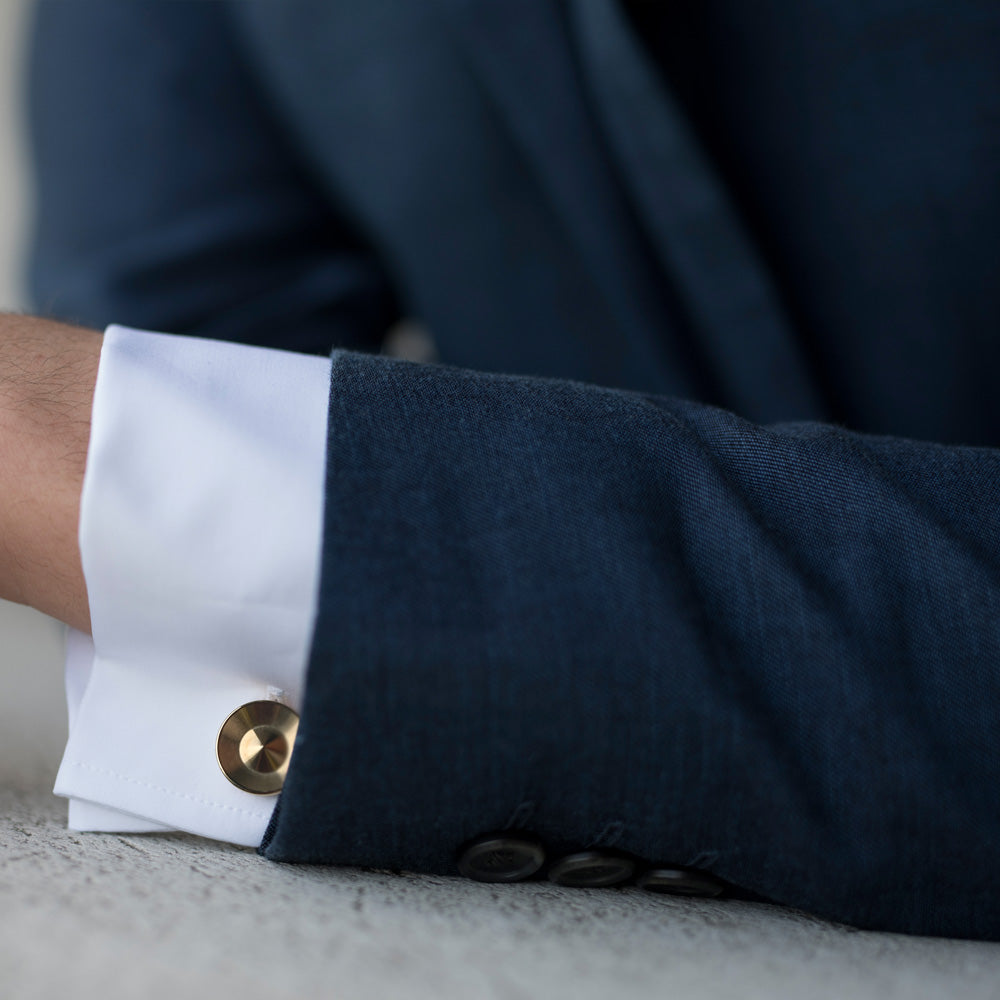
xmin=2 ymin=2 xmax=999 ymax=996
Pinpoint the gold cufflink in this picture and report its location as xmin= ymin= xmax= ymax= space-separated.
xmin=217 ymin=700 xmax=300 ymax=795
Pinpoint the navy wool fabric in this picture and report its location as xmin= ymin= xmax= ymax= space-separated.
xmin=27 ymin=0 xmax=1000 ymax=938
xmin=263 ymin=353 xmax=1000 ymax=940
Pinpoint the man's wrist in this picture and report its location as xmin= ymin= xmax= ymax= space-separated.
xmin=0 ymin=315 xmax=100 ymax=631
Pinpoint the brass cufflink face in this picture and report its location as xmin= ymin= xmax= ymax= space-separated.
xmin=217 ymin=700 xmax=300 ymax=795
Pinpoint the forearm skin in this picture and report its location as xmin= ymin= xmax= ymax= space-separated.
xmin=0 ymin=316 xmax=99 ymax=632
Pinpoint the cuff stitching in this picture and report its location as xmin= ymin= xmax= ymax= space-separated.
xmin=62 ymin=759 xmax=269 ymax=820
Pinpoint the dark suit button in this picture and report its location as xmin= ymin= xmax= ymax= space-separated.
xmin=457 ymin=834 xmax=546 ymax=883
xmin=548 ymin=851 xmax=636 ymax=887
xmin=638 ymin=867 xmax=726 ymax=897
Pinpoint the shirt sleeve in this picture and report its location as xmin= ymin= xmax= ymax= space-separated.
xmin=54 ymin=325 xmax=331 ymax=846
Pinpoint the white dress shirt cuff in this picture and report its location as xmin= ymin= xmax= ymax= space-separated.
xmin=55 ymin=325 xmax=331 ymax=846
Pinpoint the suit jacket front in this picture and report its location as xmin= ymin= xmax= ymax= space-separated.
xmin=29 ymin=0 xmax=1000 ymax=938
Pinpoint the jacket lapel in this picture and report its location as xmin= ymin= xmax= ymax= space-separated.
xmin=568 ymin=0 xmax=825 ymax=420
xmin=434 ymin=0 xmax=692 ymax=392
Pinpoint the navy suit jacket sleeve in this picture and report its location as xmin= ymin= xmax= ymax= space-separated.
xmin=27 ymin=0 xmax=398 ymax=353
xmin=259 ymin=350 xmax=1000 ymax=941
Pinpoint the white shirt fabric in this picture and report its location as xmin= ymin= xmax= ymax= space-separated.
xmin=54 ymin=325 xmax=331 ymax=847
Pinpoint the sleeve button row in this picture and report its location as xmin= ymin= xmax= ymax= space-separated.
xmin=457 ymin=833 xmax=727 ymax=897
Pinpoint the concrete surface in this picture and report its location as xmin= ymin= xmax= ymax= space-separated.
xmin=3 ymin=2 xmax=1000 ymax=997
